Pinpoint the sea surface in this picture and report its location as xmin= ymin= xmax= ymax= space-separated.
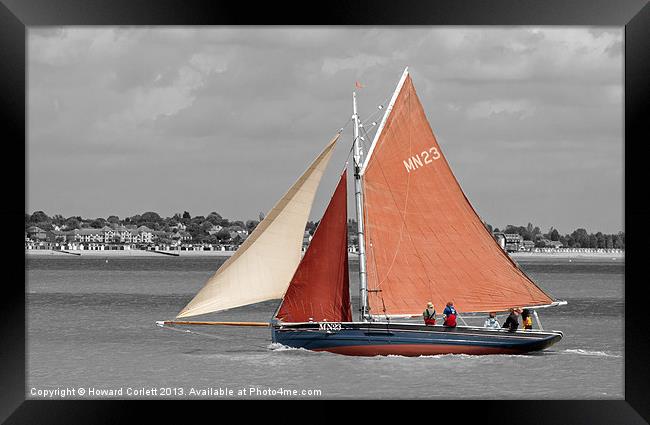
xmin=26 ymin=255 xmax=624 ymax=399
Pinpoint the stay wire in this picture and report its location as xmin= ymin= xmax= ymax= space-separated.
xmin=158 ymin=323 xmax=272 ymax=351
xmin=357 ymin=95 xmax=391 ymax=150
xmin=341 ymin=138 xmax=356 ymax=175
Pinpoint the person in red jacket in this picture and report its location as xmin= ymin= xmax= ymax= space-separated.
xmin=443 ymin=301 xmax=458 ymax=327
xmin=423 ymin=302 xmax=436 ymax=325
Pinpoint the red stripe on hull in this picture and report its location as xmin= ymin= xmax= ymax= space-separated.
xmin=313 ymin=344 xmax=523 ymax=357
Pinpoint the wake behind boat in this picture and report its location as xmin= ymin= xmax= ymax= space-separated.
xmin=159 ymin=67 xmax=566 ymax=356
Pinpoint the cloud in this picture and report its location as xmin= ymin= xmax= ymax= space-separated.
xmin=466 ymin=99 xmax=535 ymax=120
xmin=113 ymin=52 xmax=228 ymax=124
xmin=27 ymin=27 xmax=623 ymax=233
xmin=321 ymin=54 xmax=390 ymax=76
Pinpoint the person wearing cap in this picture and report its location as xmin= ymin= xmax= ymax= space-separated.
xmin=423 ymin=302 xmax=436 ymax=326
xmin=442 ymin=301 xmax=458 ymax=327
xmin=484 ymin=312 xmax=500 ymax=329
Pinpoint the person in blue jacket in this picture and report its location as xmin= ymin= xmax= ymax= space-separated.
xmin=442 ymin=301 xmax=457 ymax=327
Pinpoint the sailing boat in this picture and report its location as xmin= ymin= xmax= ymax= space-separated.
xmin=159 ymin=68 xmax=565 ymax=356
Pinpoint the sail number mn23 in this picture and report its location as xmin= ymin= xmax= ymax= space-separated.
xmin=403 ymin=147 xmax=440 ymax=173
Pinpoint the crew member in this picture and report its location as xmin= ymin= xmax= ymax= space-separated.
xmin=442 ymin=301 xmax=457 ymax=327
xmin=423 ymin=302 xmax=436 ymax=326
xmin=502 ymin=307 xmax=521 ymax=332
xmin=521 ymin=308 xmax=533 ymax=330
xmin=484 ymin=312 xmax=500 ymax=329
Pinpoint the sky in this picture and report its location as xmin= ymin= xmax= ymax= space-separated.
xmin=27 ymin=27 xmax=623 ymax=234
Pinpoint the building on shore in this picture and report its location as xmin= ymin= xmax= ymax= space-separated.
xmin=493 ymin=232 xmax=523 ymax=252
xmin=537 ymin=239 xmax=564 ymax=249
xmin=522 ymin=240 xmax=535 ymax=251
xmin=503 ymin=234 xmax=523 ymax=252
xmin=26 ymin=226 xmax=47 ymax=241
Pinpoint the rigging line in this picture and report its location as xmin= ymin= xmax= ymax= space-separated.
xmin=338 ymin=116 xmax=353 ymax=134
xmin=343 ymin=134 xmax=356 ymax=170
xmin=359 ymin=125 xmax=377 ymax=154
xmin=360 ymin=157 xmax=381 ymax=319
xmin=158 ymin=323 xmax=271 ymax=350
xmin=356 ymin=95 xmax=391 ymax=147
xmin=380 ymin=296 xmax=390 ymax=322
xmin=358 ymin=109 xmax=385 ymax=146
xmin=358 ymin=108 xmax=385 ymax=133
xmin=367 ymin=211 xmax=382 ymax=319
xmin=333 ymin=117 xmax=356 ymax=175
xmin=161 ymin=322 xmax=270 ymax=343
xmin=337 ymin=140 xmax=356 ymax=176
xmin=359 ymin=93 xmax=392 ymax=127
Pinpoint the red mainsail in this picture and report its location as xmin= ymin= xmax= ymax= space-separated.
xmin=275 ymin=173 xmax=352 ymax=323
xmin=361 ymin=72 xmax=554 ymax=316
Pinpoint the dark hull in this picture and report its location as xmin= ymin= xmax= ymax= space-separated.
xmin=272 ymin=322 xmax=563 ymax=356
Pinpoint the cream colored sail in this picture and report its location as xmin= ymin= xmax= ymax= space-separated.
xmin=177 ymin=135 xmax=339 ymax=318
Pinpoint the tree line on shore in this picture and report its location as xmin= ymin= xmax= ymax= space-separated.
xmin=346 ymin=219 xmax=624 ymax=250
xmin=25 ymin=211 xmax=624 ymax=249
xmin=484 ymin=222 xmax=624 ymax=249
xmin=25 ymin=210 xmax=262 ymax=245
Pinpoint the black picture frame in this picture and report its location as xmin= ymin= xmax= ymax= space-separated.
xmin=2 ymin=0 xmax=648 ymax=423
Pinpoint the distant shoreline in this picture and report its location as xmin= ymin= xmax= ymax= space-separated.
xmin=25 ymin=249 xmax=236 ymax=257
xmin=510 ymin=251 xmax=623 ymax=260
xmin=25 ymin=249 xmax=624 ymax=260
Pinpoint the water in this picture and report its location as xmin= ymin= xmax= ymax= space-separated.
xmin=26 ymin=255 xmax=624 ymax=399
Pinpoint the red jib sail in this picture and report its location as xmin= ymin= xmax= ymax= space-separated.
xmin=361 ymin=71 xmax=554 ymax=316
xmin=275 ymin=173 xmax=352 ymax=323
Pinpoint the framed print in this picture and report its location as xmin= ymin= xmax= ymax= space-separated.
xmin=2 ymin=0 xmax=648 ymax=423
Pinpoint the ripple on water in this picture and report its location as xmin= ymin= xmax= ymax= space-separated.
xmin=563 ymin=349 xmax=621 ymax=358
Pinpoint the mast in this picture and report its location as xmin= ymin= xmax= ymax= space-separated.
xmin=352 ymin=91 xmax=369 ymax=321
